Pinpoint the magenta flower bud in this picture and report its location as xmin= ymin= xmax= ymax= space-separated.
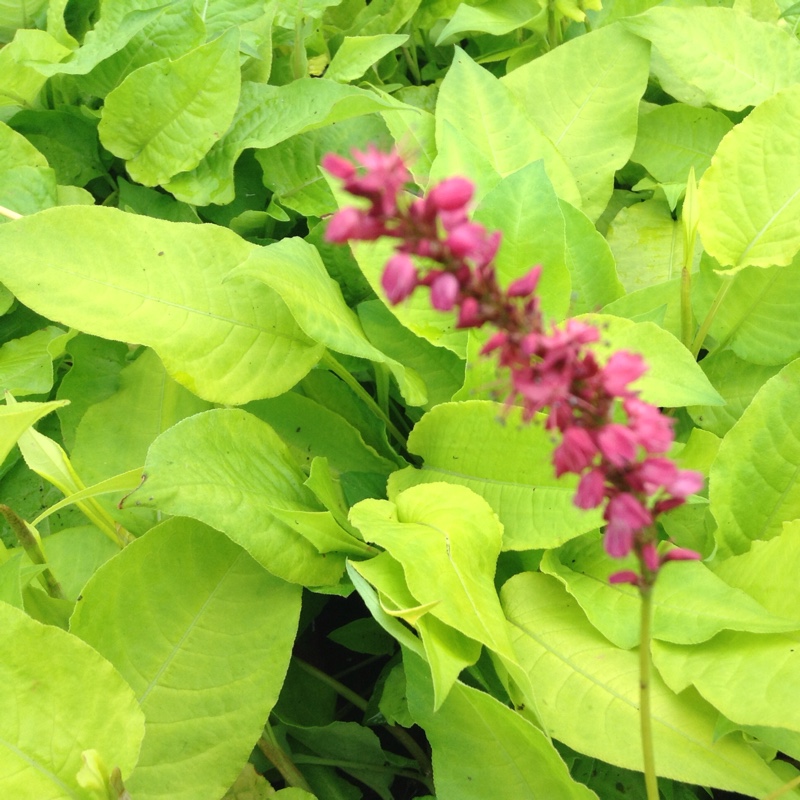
xmin=604 ymin=521 xmax=635 ymax=558
xmin=428 ymin=177 xmax=474 ymax=211
xmin=480 ymin=331 xmax=508 ymax=355
xmin=597 ymin=423 xmax=638 ymax=467
xmin=507 ymin=265 xmax=542 ymax=298
xmin=642 ymin=542 xmax=660 ymax=573
xmin=553 ymin=427 xmax=598 ymax=477
xmin=662 ymin=547 xmax=702 ymax=562
xmin=446 ymin=222 xmax=488 ymax=258
xmin=381 ymin=253 xmax=418 ymax=304
xmin=667 ymin=469 xmax=704 ymax=498
xmin=321 ymin=153 xmax=356 ymax=179
xmin=325 ymin=207 xmax=364 ymax=243
xmin=456 ymin=297 xmax=482 ymax=329
xmin=609 ymin=570 xmax=640 ymax=586
xmin=603 ymin=351 xmax=647 ymax=396
xmin=574 ymin=467 xmax=606 ymax=509
xmin=430 ymin=272 xmax=460 ymax=311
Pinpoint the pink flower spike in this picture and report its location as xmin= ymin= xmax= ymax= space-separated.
xmin=321 ymin=153 xmax=356 ymax=179
xmin=325 ymin=207 xmax=367 ymax=243
xmin=662 ymin=547 xmax=702 ymax=563
xmin=428 ymin=177 xmax=474 ymax=211
xmin=604 ymin=520 xmax=635 ymax=558
xmin=480 ymin=331 xmax=508 ymax=355
xmin=574 ymin=468 xmax=606 ymax=509
xmin=382 ymin=253 xmax=418 ymax=304
xmin=609 ymin=570 xmax=640 ymax=586
xmin=446 ymin=222 xmax=488 ymax=259
xmin=507 ymin=265 xmax=542 ymax=298
xmin=430 ymin=273 xmax=460 ymax=311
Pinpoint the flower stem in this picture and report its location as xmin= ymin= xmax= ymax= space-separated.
xmin=258 ymin=723 xmax=314 ymax=793
xmin=638 ymin=580 xmax=659 ymax=800
xmin=690 ymin=274 xmax=734 ymax=359
xmin=321 ymin=352 xmax=407 ymax=447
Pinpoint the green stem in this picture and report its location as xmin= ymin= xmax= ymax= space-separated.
xmin=547 ymin=0 xmax=561 ymax=49
xmin=293 ymin=754 xmax=430 ymax=785
xmin=293 ymin=657 xmax=433 ymax=782
xmin=638 ymin=581 xmax=659 ymax=800
xmin=0 ymin=205 xmax=22 ymax=221
xmin=680 ymin=264 xmax=693 ymax=351
xmin=0 ymin=505 xmax=66 ymax=600
xmin=690 ymin=274 xmax=734 ymax=359
xmin=258 ymin=724 xmax=314 ymax=793
xmin=763 ymin=774 xmax=800 ymax=800
xmin=322 ymin=352 xmax=407 ymax=447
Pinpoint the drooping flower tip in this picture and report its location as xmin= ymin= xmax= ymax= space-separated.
xmin=553 ymin=426 xmax=598 ymax=477
xmin=456 ymin=297 xmax=482 ymax=329
xmin=321 ymin=153 xmax=356 ymax=179
xmin=507 ymin=265 xmax=542 ymax=298
xmin=574 ymin=467 xmax=606 ymax=509
xmin=603 ymin=350 xmax=648 ymax=396
xmin=382 ymin=253 xmax=418 ymax=304
xmin=662 ymin=546 xmax=702 ymax=563
xmin=609 ymin=570 xmax=640 ymax=586
xmin=428 ymin=177 xmax=475 ymax=212
xmin=480 ymin=331 xmax=508 ymax=355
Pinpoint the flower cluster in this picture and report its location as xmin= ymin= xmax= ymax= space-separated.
xmin=323 ymin=147 xmax=703 ymax=584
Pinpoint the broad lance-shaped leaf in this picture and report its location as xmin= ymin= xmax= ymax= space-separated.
xmin=623 ymin=7 xmax=800 ymax=111
xmin=389 ymin=400 xmax=602 ymax=551
xmin=349 ymin=483 xmax=516 ymax=664
xmin=129 ymin=408 xmax=359 ymax=586
xmin=653 ymin=630 xmax=800 ymax=736
xmin=0 ymin=207 xmax=324 ymax=404
xmin=403 ymin=650 xmax=599 ymax=800
xmin=165 ymin=78 xmax=409 ymax=206
xmin=698 ymin=84 xmax=800 ymax=270
xmin=502 ymin=572 xmax=796 ymax=797
xmin=541 ymin=533 xmax=800 ymax=651
xmin=99 ymin=28 xmax=241 ymax=186
xmin=432 ymin=48 xmax=580 ymax=207
xmin=230 ymin=237 xmax=427 ymax=406
xmin=710 ymin=358 xmax=800 ymax=556
xmin=0 ymin=601 xmax=144 ymax=797
xmin=71 ymin=518 xmax=301 ymax=800
xmin=501 ymin=24 xmax=649 ymax=221
xmin=0 ymin=398 xmax=66 ymax=464
xmin=351 ymin=550 xmax=482 ymax=708
xmin=692 ymin=253 xmax=800 ymax=366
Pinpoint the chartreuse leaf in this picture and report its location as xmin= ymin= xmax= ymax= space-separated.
xmin=0 ymin=207 xmax=324 ymax=404
xmin=502 ymin=25 xmax=649 ymax=220
xmin=653 ymin=630 xmax=800 ymax=734
xmin=129 ymin=409 xmax=357 ymax=586
xmin=389 ymin=401 xmax=602 ymax=550
xmin=436 ymin=0 xmax=540 ymax=43
xmin=631 ymin=104 xmax=733 ymax=185
xmin=350 ymin=484 xmax=514 ymax=661
xmin=693 ymin=254 xmax=800 ymax=365
xmin=474 ymin=160 xmax=570 ymax=321
xmin=351 ymin=551 xmax=482 ymax=706
xmin=606 ymin=198 xmax=702 ymax=294
xmin=433 ymin=49 xmax=580 ymax=206
xmin=230 ymin=237 xmax=427 ymax=406
xmin=0 ymin=399 xmax=67 ymax=464
xmin=624 ymin=7 xmax=800 ymax=111
xmin=404 ymin=650 xmax=598 ymax=800
xmin=165 ymin=79 xmax=407 ymax=205
xmin=0 ymin=325 xmax=73 ymax=395
xmin=541 ymin=533 xmax=799 ymax=650
xmin=710 ymin=358 xmax=800 ymax=555
xmin=71 ymin=517 xmax=301 ymax=800
xmin=713 ymin=520 xmax=800 ymax=622
xmin=579 ymin=315 xmax=723 ymax=408
xmin=698 ymin=85 xmax=800 ymax=270
xmin=75 ymin=0 xmax=205 ymax=98
xmin=0 ymin=119 xmax=48 ymax=169
xmin=326 ymin=34 xmax=408 ymax=82
xmin=502 ymin=572 xmax=795 ymax=797
xmin=0 ymin=30 xmax=70 ymax=111
xmin=561 ymin=199 xmax=623 ymax=316
xmin=688 ymin=351 xmax=782 ymax=437
xmin=99 ymin=28 xmax=241 ymax=186
xmin=0 ymin=600 xmax=144 ymax=797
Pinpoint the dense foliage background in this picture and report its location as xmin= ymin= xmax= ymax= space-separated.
xmin=1 ymin=0 xmax=800 ymax=798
